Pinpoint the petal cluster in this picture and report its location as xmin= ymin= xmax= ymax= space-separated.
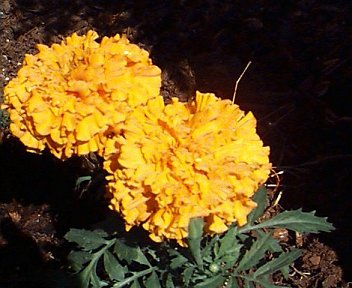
xmin=2 ymin=30 xmax=161 ymax=159
xmin=104 ymin=91 xmax=271 ymax=244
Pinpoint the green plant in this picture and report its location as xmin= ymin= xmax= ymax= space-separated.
xmin=65 ymin=187 xmax=334 ymax=288
xmin=0 ymin=108 xmax=10 ymax=129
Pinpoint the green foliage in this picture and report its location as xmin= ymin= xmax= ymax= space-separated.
xmin=65 ymin=187 xmax=334 ymax=288
xmin=0 ymin=109 xmax=10 ymax=129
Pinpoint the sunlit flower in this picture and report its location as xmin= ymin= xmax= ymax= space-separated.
xmin=104 ymin=91 xmax=271 ymax=245
xmin=2 ymin=30 xmax=161 ymax=159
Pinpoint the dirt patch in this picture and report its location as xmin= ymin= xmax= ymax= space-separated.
xmin=1 ymin=1 xmax=351 ymax=287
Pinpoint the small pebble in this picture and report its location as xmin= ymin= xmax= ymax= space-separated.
xmin=309 ymin=255 xmax=321 ymax=266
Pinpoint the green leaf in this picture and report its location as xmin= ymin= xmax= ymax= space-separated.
xmin=146 ymin=248 xmax=159 ymax=262
xmin=226 ymin=276 xmax=239 ymax=288
xmin=257 ymin=230 xmax=282 ymax=253
xmin=221 ymin=244 xmax=243 ymax=269
xmin=165 ymin=273 xmax=175 ymax=288
xmin=243 ymin=278 xmax=255 ymax=288
xmin=280 ymin=265 xmax=290 ymax=280
xmin=130 ymin=279 xmax=141 ymax=288
xmin=169 ymin=251 xmax=188 ymax=269
xmin=77 ymin=261 xmax=104 ymax=288
xmin=75 ymin=175 xmax=92 ymax=190
xmin=256 ymin=276 xmax=288 ymax=288
xmin=187 ymin=218 xmax=204 ymax=268
xmin=78 ymin=265 xmax=91 ymax=288
xmin=203 ymin=235 xmax=219 ymax=258
xmin=239 ymin=209 xmax=334 ymax=234
xmin=133 ymin=247 xmax=151 ymax=266
xmin=103 ymin=250 xmax=126 ymax=281
xmin=114 ymin=240 xmax=150 ymax=266
xmin=114 ymin=239 xmax=136 ymax=264
xmin=254 ymin=249 xmax=302 ymax=278
xmin=91 ymin=260 xmax=108 ymax=288
xmin=247 ymin=186 xmax=267 ymax=224
xmin=257 ymin=280 xmax=283 ymax=288
xmin=90 ymin=268 xmax=104 ymax=288
xmin=225 ymin=276 xmax=239 ymax=288
xmin=65 ymin=229 xmax=108 ymax=250
xmin=68 ymin=251 xmax=93 ymax=272
xmin=240 ymin=274 xmax=288 ymax=288
xmin=237 ymin=232 xmax=272 ymax=271
xmin=145 ymin=271 xmax=161 ymax=288
xmin=194 ymin=274 xmax=225 ymax=288
xmin=183 ymin=266 xmax=195 ymax=285
xmin=216 ymin=226 xmax=238 ymax=260
xmin=188 ymin=217 xmax=204 ymax=239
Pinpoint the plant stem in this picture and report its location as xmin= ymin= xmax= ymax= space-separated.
xmin=112 ymin=267 xmax=154 ymax=288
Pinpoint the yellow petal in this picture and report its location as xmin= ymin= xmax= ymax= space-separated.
xmin=77 ymin=142 xmax=90 ymax=155
xmin=208 ymin=215 xmax=228 ymax=234
xmin=20 ymin=131 xmax=44 ymax=150
xmin=32 ymin=110 xmax=55 ymax=135
xmin=76 ymin=115 xmax=100 ymax=141
xmin=119 ymin=144 xmax=145 ymax=168
xmin=62 ymin=113 xmax=76 ymax=131
xmin=27 ymin=92 xmax=46 ymax=113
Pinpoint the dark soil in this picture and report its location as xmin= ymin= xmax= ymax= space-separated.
xmin=1 ymin=1 xmax=351 ymax=287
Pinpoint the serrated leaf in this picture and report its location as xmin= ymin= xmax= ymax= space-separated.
xmin=203 ymin=235 xmax=219 ymax=258
xmin=221 ymin=244 xmax=243 ymax=269
xmin=243 ymin=278 xmax=255 ymax=288
xmin=256 ymin=230 xmax=282 ymax=253
xmin=258 ymin=278 xmax=288 ymax=288
xmin=65 ymin=229 xmax=108 ymax=250
xmin=133 ymin=247 xmax=151 ymax=266
xmin=254 ymin=249 xmax=302 ymax=278
xmin=130 ymin=279 xmax=141 ymax=288
xmin=240 ymin=275 xmax=287 ymax=288
xmin=226 ymin=276 xmax=239 ymax=288
xmin=187 ymin=218 xmax=204 ymax=268
xmin=257 ymin=280 xmax=283 ymax=288
xmin=194 ymin=274 xmax=225 ymax=288
xmin=237 ymin=232 xmax=272 ymax=271
xmin=77 ymin=260 xmax=107 ymax=288
xmin=183 ymin=266 xmax=195 ymax=285
xmin=165 ymin=273 xmax=175 ymax=288
xmin=247 ymin=186 xmax=267 ymax=224
xmin=114 ymin=240 xmax=136 ymax=264
xmin=103 ymin=250 xmax=126 ymax=281
xmin=146 ymin=248 xmax=159 ymax=262
xmin=216 ymin=226 xmax=239 ymax=260
xmin=145 ymin=271 xmax=161 ymax=288
xmin=188 ymin=218 xmax=204 ymax=239
xmin=280 ymin=265 xmax=290 ymax=280
xmin=239 ymin=209 xmax=334 ymax=234
xmin=237 ymin=232 xmax=250 ymax=243
xmin=78 ymin=265 xmax=91 ymax=288
xmin=68 ymin=251 xmax=93 ymax=272
xmin=90 ymin=260 xmax=109 ymax=288
xmin=170 ymin=252 xmax=188 ymax=269
xmin=90 ymin=269 xmax=104 ymax=288
xmin=114 ymin=240 xmax=150 ymax=266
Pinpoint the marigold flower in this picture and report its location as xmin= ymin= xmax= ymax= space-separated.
xmin=2 ymin=30 xmax=161 ymax=159
xmin=104 ymin=91 xmax=272 ymax=245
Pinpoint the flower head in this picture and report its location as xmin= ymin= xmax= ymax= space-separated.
xmin=2 ymin=30 xmax=161 ymax=159
xmin=104 ymin=91 xmax=271 ymax=245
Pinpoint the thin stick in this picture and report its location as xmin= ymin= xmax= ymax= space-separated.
xmin=232 ymin=61 xmax=252 ymax=104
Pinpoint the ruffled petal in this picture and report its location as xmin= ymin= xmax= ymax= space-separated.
xmin=105 ymin=92 xmax=271 ymax=245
